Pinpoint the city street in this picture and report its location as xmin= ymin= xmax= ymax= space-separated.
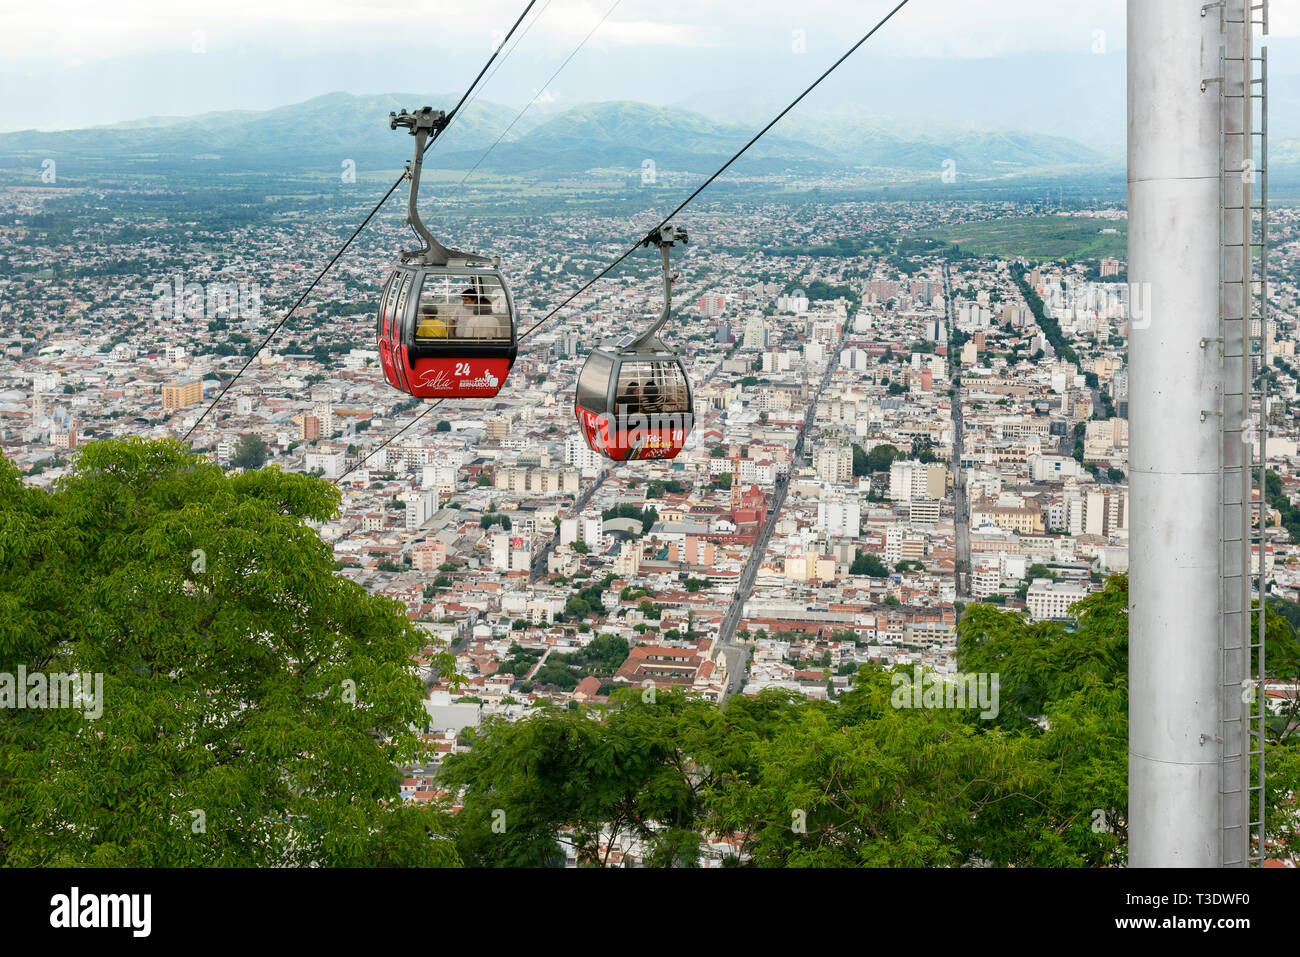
xmin=715 ymin=326 xmax=848 ymax=700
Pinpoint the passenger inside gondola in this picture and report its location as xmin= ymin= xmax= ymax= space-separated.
xmin=416 ymin=300 xmax=448 ymax=339
xmin=440 ymin=289 xmax=473 ymax=338
xmin=460 ymin=290 xmax=502 ymax=339
xmin=641 ymin=377 xmax=662 ymax=415
xmin=414 ymin=275 xmax=512 ymax=343
xmin=618 ymin=379 xmax=640 ymax=412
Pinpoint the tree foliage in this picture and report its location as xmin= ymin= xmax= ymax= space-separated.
xmin=9 ymin=446 xmax=1297 ymax=869
xmin=230 ymin=432 xmax=269 ymax=470
xmin=850 ymin=549 xmax=889 ymax=578
xmin=0 ymin=439 xmax=459 ymax=866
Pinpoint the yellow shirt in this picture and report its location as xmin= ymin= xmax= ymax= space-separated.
xmin=416 ymin=317 xmax=448 ymax=340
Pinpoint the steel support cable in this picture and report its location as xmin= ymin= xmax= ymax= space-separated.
xmin=337 ymin=1 xmax=632 ymax=483
xmin=516 ymin=0 xmax=912 ymax=344
xmin=336 ymin=0 xmax=914 ymax=480
xmin=337 ymin=398 xmax=445 ymax=482
xmin=458 ymin=0 xmax=623 ymax=187
xmin=450 ymin=0 xmax=555 ymax=139
xmin=180 ymin=0 xmax=539 ymax=442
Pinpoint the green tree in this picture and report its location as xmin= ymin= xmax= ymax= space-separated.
xmin=912 ymin=436 xmax=939 ymax=464
xmin=1026 ymin=563 xmax=1056 ymax=582
xmin=0 ymin=439 xmax=459 ymax=866
xmin=865 ymin=444 xmax=901 ymax=474
xmin=850 ymin=550 xmax=889 ymax=578
xmin=852 ymin=444 xmax=869 ymax=477
xmin=230 ymin=433 xmax=269 ymax=470
xmin=710 ymin=672 xmax=1027 ymax=867
xmin=442 ymin=692 xmax=734 ymax=867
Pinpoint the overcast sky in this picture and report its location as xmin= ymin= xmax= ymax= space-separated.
xmin=0 ymin=0 xmax=1141 ymax=63
xmin=0 ymin=1 xmax=1292 ymax=134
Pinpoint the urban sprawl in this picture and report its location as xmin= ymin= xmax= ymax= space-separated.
xmin=5 ymin=184 xmax=1299 ymax=865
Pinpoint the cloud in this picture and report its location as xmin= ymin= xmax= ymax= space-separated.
xmin=591 ymin=19 xmax=720 ymax=49
xmin=2 ymin=0 xmax=1290 ymax=133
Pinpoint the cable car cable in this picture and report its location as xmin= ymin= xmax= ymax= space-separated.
xmin=373 ymin=0 xmax=618 ymax=403
xmin=515 ymin=0 xmax=912 ymax=345
xmin=341 ymin=0 xmax=913 ymax=475
xmin=339 ymin=2 xmax=625 ymax=474
xmin=437 ymin=0 xmax=540 ymax=134
xmin=337 ymin=398 xmax=446 ymax=483
xmin=182 ymin=179 xmax=405 ymax=441
xmin=180 ymin=0 xmax=538 ymax=442
xmin=458 ymin=0 xmax=622 ymax=188
xmin=450 ymin=0 xmax=555 ymax=137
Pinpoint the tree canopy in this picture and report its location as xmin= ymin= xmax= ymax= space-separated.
xmin=0 ymin=439 xmax=459 ymax=866
xmin=850 ymin=549 xmax=890 ymax=578
xmin=230 ymin=432 xmax=269 ymax=470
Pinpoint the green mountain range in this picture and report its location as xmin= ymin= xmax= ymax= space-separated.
xmin=0 ymin=91 xmax=1112 ymax=181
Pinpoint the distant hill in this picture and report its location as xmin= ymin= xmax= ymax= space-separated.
xmin=0 ymin=92 xmax=531 ymax=174
xmin=435 ymin=101 xmax=839 ymax=175
xmin=0 ymin=91 xmax=1112 ymax=181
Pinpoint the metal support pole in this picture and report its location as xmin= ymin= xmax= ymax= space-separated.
xmin=1128 ymin=0 xmax=1225 ymax=867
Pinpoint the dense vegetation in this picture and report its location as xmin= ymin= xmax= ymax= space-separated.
xmin=0 ymin=439 xmax=459 ymax=866
xmin=1266 ymin=469 xmax=1300 ymax=543
xmin=600 ymin=503 xmax=659 ymax=536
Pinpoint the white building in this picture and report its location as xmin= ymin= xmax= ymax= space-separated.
xmin=1030 ymin=454 xmax=1083 ymax=482
xmin=305 ymin=450 xmax=346 ymax=480
xmin=312 ymin=400 xmax=335 ymax=437
xmin=403 ymin=489 xmax=438 ymax=530
xmin=817 ymin=492 xmax=861 ymax=538
xmin=1025 ymin=579 xmax=1089 ymax=621
xmin=889 ymin=460 xmax=946 ymax=502
xmin=565 ymin=434 xmax=605 ymax=476
xmin=815 ymin=444 xmax=854 ymax=485
xmin=908 ymin=499 xmax=941 ymax=527
xmin=422 ymin=463 xmax=459 ymax=495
